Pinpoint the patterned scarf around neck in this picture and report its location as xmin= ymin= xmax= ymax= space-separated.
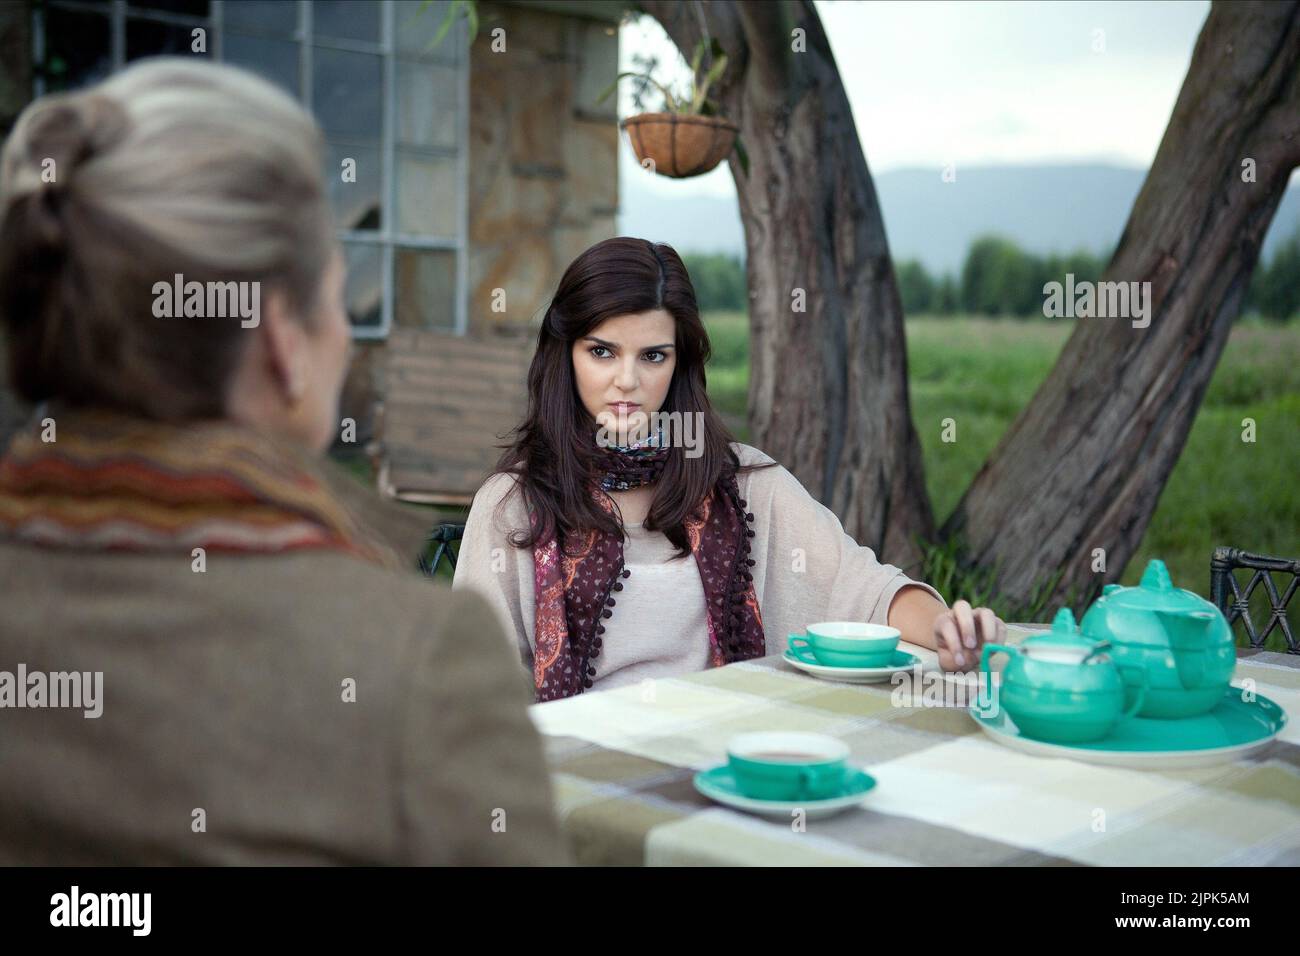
xmin=531 ymin=437 xmax=765 ymax=701
xmin=0 ymin=406 xmax=399 ymax=569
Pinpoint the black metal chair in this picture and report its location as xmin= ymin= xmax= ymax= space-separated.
xmin=418 ymin=523 xmax=465 ymax=579
xmin=1210 ymin=547 xmax=1299 ymax=654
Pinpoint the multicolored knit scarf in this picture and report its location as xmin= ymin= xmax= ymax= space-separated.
xmin=0 ymin=406 xmax=399 ymax=569
xmin=531 ymin=440 xmax=765 ymax=701
xmin=595 ymin=426 xmax=666 ymax=492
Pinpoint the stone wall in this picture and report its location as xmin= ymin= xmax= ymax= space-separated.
xmin=467 ymin=1 xmax=620 ymax=333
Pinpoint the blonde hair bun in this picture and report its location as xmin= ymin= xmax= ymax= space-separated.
xmin=0 ymin=58 xmax=335 ymax=419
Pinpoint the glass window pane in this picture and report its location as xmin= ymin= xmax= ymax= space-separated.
xmin=223 ymin=32 xmax=300 ymax=96
xmin=129 ymin=0 xmax=210 ymax=15
xmin=395 ymin=248 xmax=456 ymax=331
xmin=43 ymin=9 xmax=112 ymax=93
xmin=312 ymin=0 xmax=379 ymax=44
xmin=396 ymin=60 xmax=458 ymax=151
xmin=395 ymin=0 xmax=461 ymax=62
xmin=126 ymin=18 xmax=202 ymax=60
xmin=324 ymin=143 xmax=382 ymax=231
xmin=395 ymin=152 xmax=457 ymax=236
xmin=575 ymin=21 xmax=619 ymax=117
xmin=223 ymin=0 xmax=297 ymax=35
xmin=312 ymin=47 xmax=382 ymax=142
xmin=343 ymin=241 xmax=383 ymax=329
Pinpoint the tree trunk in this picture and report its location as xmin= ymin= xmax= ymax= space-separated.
xmin=642 ymin=0 xmax=1299 ymax=609
xmin=641 ymin=0 xmax=935 ymax=568
xmin=941 ymin=1 xmax=1300 ymax=607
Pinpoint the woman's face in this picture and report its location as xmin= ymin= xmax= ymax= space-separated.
xmin=571 ymin=309 xmax=677 ymax=444
xmin=240 ymin=246 xmax=352 ymax=454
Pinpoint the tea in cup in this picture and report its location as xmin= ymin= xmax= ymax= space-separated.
xmin=726 ymin=732 xmax=850 ymax=801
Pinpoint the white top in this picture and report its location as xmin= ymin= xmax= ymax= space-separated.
xmin=591 ymin=521 xmax=712 ymax=689
xmin=452 ymin=443 xmax=946 ymax=692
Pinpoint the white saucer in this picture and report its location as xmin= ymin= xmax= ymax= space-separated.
xmin=781 ymin=648 xmax=922 ymax=683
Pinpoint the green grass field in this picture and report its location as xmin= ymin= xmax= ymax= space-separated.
xmin=703 ymin=312 xmax=1299 ymax=643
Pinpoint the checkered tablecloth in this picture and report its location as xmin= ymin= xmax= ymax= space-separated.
xmin=530 ymin=626 xmax=1300 ymax=866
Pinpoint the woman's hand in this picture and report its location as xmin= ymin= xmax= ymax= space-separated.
xmin=933 ymin=600 xmax=1006 ymax=672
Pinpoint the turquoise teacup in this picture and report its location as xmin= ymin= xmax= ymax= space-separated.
xmin=726 ymin=732 xmax=850 ymax=801
xmin=788 ymin=621 xmax=901 ymax=668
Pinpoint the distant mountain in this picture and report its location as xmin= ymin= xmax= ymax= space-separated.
xmin=619 ymin=163 xmax=1300 ymax=276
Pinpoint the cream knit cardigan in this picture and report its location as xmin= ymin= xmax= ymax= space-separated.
xmin=452 ymin=443 xmax=946 ymax=684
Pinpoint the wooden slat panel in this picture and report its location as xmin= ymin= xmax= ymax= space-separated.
xmin=385 ymin=368 xmax=528 ymax=396
xmin=387 ymin=331 xmax=533 ymax=360
xmin=387 ymin=358 xmax=531 ymax=385
xmin=379 ymin=329 xmax=532 ymax=500
xmin=382 ymin=424 xmax=516 ymax=443
xmin=386 ymin=442 xmax=506 ymax=469
xmin=385 ymin=417 xmax=517 ymax=437
xmin=384 ymin=400 xmax=521 ymax=426
xmin=389 ymin=464 xmax=493 ymax=494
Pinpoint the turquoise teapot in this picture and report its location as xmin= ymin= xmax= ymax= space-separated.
xmin=1080 ymin=559 xmax=1234 ymax=719
xmin=980 ymin=608 xmax=1147 ymax=744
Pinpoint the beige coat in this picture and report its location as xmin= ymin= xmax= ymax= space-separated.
xmin=0 ymin=455 xmax=570 ymax=865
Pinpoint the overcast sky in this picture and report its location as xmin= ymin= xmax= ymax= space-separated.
xmin=619 ymin=0 xmax=1216 ymax=200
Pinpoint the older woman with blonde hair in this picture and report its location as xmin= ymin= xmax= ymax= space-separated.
xmin=0 ymin=58 xmax=566 ymax=865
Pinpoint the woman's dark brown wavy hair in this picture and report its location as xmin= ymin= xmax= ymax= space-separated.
xmin=495 ymin=237 xmax=771 ymax=557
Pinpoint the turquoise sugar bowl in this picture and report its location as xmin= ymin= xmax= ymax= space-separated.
xmin=980 ymin=608 xmax=1147 ymax=744
xmin=1080 ymin=559 xmax=1235 ymax=719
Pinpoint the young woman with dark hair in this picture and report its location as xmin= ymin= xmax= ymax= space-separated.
xmin=454 ymin=237 xmax=1006 ymax=701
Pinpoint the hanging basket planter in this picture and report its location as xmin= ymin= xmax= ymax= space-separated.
xmin=621 ymin=112 xmax=739 ymax=179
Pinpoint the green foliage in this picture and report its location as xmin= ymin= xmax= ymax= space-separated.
xmin=1247 ymin=226 xmax=1300 ymax=320
xmin=423 ymin=0 xmax=478 ymax=48
xmin=960 ymin=235 xmax=1049 ymax=317
xmin=681 ymin=253 xmax=747 ymax=313
xmin=895 ymin=260 xmax=935 ymax=315
xmin=933 ymin=274 xmax=960 ymax=314
xmin=687 ymin=38 xmax=729 ymax=114
xmin=907 ymin=317 xmax=1299 ymax=641
xmin=702 ymin=311 xmax=1299 ymax=643
xmin=890 ymin=220 xmax=1300 ymax=321
xmin=598 ymin=36 xmax=728 ymax=116
xmin=600 ymin=70 xmax=684 ymax=113
xmin=913 ymin=534 xmax=1085 ymax=624
xmin=700 ymin=310 xmax=749 ymax=429
xmin=700 ymin=308 xmax=748 ymax=368
xmin=895 ymin=237 xmax=1110 ymax=319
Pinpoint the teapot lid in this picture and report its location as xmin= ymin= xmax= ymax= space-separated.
xmin=1023 ymin=608 xmax=1095 ymax=651
xmin=1099 ymin=559 xmax=1215 ymax=612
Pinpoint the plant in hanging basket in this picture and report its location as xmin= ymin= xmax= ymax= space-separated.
xmin=599 ymin=38 xmax=747 ymax=179
xmin=621 ymin=113 xmax=738 ymax=179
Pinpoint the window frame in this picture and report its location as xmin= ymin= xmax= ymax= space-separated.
xmin=32 ymin=0 xmax=470 ymax=340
